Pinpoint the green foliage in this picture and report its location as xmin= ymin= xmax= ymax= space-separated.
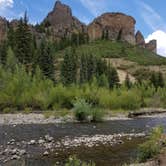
xmin=150 ymin=72 xmax=165 ymax=90
xmin=6 ymin=47 xmax=18 ymax=71
xmin=15 ymin=12 xmax=33 ymax=66
xmin=61 ymin=48 xmax=78 ymax=85
xmin=91 ymin=108 xmax=104 ymax=122
xmin=57 ymin=40 xmax=166 ymax=66
xmin=125 ymin=73 xmax=132 ymax=89
xmin=38 ymin=40 xmax=55 ymax=80
xmin=73 ymin=99 xmax=91 ymax=122
xmin=138 ymin=126 xmax=164 ymax=162
xmin=0 ymin=41 xmax=7 ymax=65
xmin=65 ymin=156 xmax=95 ymax=166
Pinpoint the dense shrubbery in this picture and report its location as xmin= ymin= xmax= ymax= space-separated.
xmin=138 ymin=127 xmax=165 ymax=162
xmin=1 ymin=63 xmax=166 ymax=114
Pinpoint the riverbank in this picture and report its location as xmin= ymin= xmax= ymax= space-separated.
xmin=0 ymin=108 xmax=166 ymax=125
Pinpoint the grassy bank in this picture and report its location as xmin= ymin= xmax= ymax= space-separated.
xmin=57 ymin=40 xmax=166 ymax=66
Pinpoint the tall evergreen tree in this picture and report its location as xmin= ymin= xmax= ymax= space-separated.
xmin=61 ymin=48 xmax=78 ymax=85
xmin=38 ymin=40 xmax=55 ymax=80
xmin=15 ymin=12 xmax=33 ymax=67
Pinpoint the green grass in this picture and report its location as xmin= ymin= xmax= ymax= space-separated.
xmin=56 ymin=40 xmax=166 ymax=66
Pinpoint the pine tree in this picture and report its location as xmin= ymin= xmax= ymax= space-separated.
xmin=150 ymin=72 xmax=158 ymax=89
xmin=15 ymin=12 xmax=33 ymax=67
xmin=0 ymin=41 xmax=7 ymax=65
xmin=38 ymin=40 xmax=55 ymax=80
xmin=125 ymin=73 xmax=132 ymax=89
xmin=158 ymin=72 xmax=165 ymax=88
xmin=98 ymin=74 xmax=109 ymax=88
xmin=87 ymin=54 xmax=97 ymax=81
xmin=61 ymin=48 xmax=78 ymax=85
xmin=107 ymin=64 xmax=119 ymax=89
xmin=7 ymin=25 xmax=15 ymax=49
xmin=6 ymin=47 xmax=18 ymax=71
xmin=80 ymin=54 xmax=88 ymax=84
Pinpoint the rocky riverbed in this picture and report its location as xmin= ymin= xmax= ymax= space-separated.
xmin=0 ymin=113 xmax=166 ymax=165
xmin=0 ymin=133 xmax=145 ymax=164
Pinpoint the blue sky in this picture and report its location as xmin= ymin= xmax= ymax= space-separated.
xmin=0 ymin=0 xmax=166 ymax=56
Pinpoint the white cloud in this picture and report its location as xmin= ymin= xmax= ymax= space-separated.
xmin=146 ymin=30 xmax=166 ymax=57
xmin=137 ymin=1 xmax=166 ymax=31
xmin=79 ymin=0 xmax=108 ymax=17
xmin=0 ymin=0 xmax=13 ymax=9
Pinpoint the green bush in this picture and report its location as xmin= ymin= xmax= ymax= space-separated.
xmin=138 ymin=127 xmax=164 ymax=162
xmin=91 ymin=108 xmax=104 ymax=122
xmin=73 ymin=99 xmax=91 ymax=122
xmin=65 ymin=156 xmax=95 ymax=166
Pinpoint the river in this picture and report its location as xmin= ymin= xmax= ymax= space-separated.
xmin=1 ymin=116 xmax=166 ymax=166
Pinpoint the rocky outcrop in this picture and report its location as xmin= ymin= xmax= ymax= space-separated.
xmin=0 ymin=17 xmax=7 ymax=42
xmin=43 ymin=0 xmax=86 ymax=40
xmin=145 ymin=40 xmax=157 ymax=53
xmin=135 ymin=31 xmax=145 ymax=48
xmin=88 ymin=13 xmax=136 ymax=44
xmin=0 ymin=0 xmax=157 ymax=54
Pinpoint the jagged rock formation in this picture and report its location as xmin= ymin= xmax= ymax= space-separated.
xmin=0 ymin=0 xmax=157 ymax=54
xmin=135 ymin=31 xmax=157 ymax=53
xmin=43 ymin=0 xmax=86 ymax=40
xmin=0 ymin=17 xmax=7 ymax=42
xmin=145 ymin=40 xmax=157 ymax=53
xmin=135 ymin=31 xmax=145 ymax=48
xmin=88 ymin=13 xmax=136 ymax=44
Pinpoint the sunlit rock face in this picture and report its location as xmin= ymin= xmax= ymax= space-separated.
xmin=88 ymin=12 xmax=136 ymax=45
xmin=145 ymin=40 xmax=157 ymax=53
xmin=135 ymin=30 xmax=145 ymax=48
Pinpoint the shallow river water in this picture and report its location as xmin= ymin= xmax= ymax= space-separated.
xmin=1 ymin=116 xmax=166 ymax=166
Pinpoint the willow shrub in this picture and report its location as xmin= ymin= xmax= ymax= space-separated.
xmin=0 ymin=65 xmax=166 ymax=112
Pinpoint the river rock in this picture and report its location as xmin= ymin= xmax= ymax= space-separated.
xmin=11 ymin=155 xmax=20 ymax=160
xmin=19 ymin=149 xmax=26 ymax=155
xmin=38 ymin=139 xmax=45 ymax=144
xmin=45 ymin=135 xmax=54 ymax=142
xmin=29 ymin=140 xmax=36 ymax=145
xmin=43 ymin=151 xmax=49 ymax=156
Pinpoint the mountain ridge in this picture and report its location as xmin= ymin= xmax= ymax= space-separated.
xmin=0 ymin=0 xmax=157 ymax=54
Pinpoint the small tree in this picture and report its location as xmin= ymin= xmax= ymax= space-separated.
xmin=6 ymin=47 xmax=18 ymax=71
xmin=108 ymin=65 xmax=119 ymax=89
xmin=125 ymin=73 xmax=132 ymax=89
xmin=158 ymin=72 xmax=165 ymax=88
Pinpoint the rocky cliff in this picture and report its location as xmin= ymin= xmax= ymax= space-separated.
xmin=43 ymin=0 xmax=86 ymax=40
xmin=0 ymin=0 xmax=157 ymax=54
xmin=88 ymin=12 xmax=136 ymax=45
